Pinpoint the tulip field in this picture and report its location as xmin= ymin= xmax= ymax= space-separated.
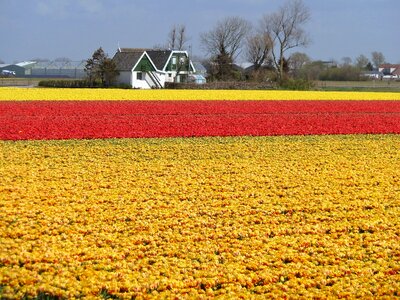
xmin=1 ymin=88 xmax=400 ymax=299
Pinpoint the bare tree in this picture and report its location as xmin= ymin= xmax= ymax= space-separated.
xmin=200 ymin=16 xmax=251 ymax=80
xmin=246 ymin=31 xmax=272 ymax=70
xmin=289 ymin=52 xmax=310 ymax=76
xmin=177 ymin=25 xmax=187 ymax=50
xmin=371 ymin=51 xmax=385 ymax=68
xmin=168 ymin=24 xmax=188 ymax=50
xmin=261 ymin=0 xmax=310 ymax=80
xmin=355 ymin=54 xmax=370 ymax=69
xmin=341 ymin=57 xmax=352 ymax=66
xmin=201 ymin=16 xmax=251 ymax=61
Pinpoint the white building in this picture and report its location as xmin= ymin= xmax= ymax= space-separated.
xmin=112 ymin=48 xmax=196 ymax=89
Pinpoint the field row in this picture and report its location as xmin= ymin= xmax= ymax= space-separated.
xmin=1 ymin=135 xmax=399 ymax=298
xmin=1 ymin=100 xmax=400 ymax=140
xmin=2 ymin=87 xmax=400 ymax=101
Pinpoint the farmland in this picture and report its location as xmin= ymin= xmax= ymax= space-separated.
xmin=1 ymin=88 xmax=400 ymax=299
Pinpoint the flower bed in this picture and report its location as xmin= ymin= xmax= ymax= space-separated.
xmin=1 ymin=88 xmax=399 ymax=298
xmin=1 ymin=135 xmax=399 ymax=298
xmin=1 ymin=87 xmax=400 ymax=101
xmin=1 ymin=100 xmax=400 ymax=140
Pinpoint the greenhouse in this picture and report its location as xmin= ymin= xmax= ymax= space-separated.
xmin=25 ymin=60 xmax=86 ymax=78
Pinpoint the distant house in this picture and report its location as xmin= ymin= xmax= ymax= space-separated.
xmin=112 ymin=48 xmax=196 ymax=89
xmin=378 ymin=64 xmax=400 ymax=79
xmin=361 ymin=70 xmax=383 ymax=80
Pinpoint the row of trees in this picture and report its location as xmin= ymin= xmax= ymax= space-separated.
xmin=163 ymin=0 xmax=389 ymax=84
xmin=288 ymin=51 xmax=387 ymax=82
xmin=199 ymin=0 xmax=310 ymax=82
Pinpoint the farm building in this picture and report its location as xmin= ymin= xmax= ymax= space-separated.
xmin=112 ymin=48 xmax=198 ymax=88
xmin=0 ymin=63 xmax=27 ymax=77
xmin=27 ymin=60 xmax=86 ymax=78
xmin=0 ymin=60 xmax=86 ymax=78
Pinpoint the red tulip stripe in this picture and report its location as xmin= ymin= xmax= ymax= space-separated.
xmin=1 ymin=100 xmax=400 ymax=140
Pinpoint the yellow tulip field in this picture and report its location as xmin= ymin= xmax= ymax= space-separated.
xmin=0 ymin=88 xmax=399 ymax=298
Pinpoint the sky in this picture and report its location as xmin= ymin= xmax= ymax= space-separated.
xmin=1 ymin=0 xmax=399 ymax=64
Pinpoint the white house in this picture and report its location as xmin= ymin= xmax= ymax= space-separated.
xmin=378 ymin=64 xmax=400 ymax=79
xmin=112 ymin=48 xmax=196 ymax=89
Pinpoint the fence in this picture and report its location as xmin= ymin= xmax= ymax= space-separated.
xmin=0 ymin=78 xmax=40 ymax=87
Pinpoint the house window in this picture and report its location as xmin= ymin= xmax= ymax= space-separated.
xmin=137 ymin=72 xmax=142 ymax=80
xmin=172 ymin=57 xmax=177 ymax=70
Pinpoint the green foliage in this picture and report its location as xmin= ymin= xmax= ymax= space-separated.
xmin=279 ymin=78 xmax=314 ymax=90
xmin=38 ymin=79 xmax=93 ymax=88
xmin=319 ymin=66 xmax=363 ymax=81
xmin=208 ymin=53 xmax=239 ymax=81
xmin=38 ymin=80 xmax=131 ymax=89
xmin=85 ymin=47 xmax=119 ymax=87
xmin=99 ymin=288 xmax=119 ymax=299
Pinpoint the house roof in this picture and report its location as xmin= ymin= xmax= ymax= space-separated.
xmin=192 ymin=62 xmax=207 ymax=74
xmin=112 ymin=50 xmax=144 ymax=71
xmin=113 ymin=48 xmax=194 ymax=72
xmin=379 ymin=64 xmax=400 ymax=69
xmin=113 ymin=48 xmax=196 ymax=71
xmin=379 ymin=64 xmax=400 ymax=76
xmin=393 ymin=69 xmax=400 ymax=76
xmin=146 ymin=50 xmax=172 ymax=70
xmin=113 ymin=48 xmax=172 ymax=71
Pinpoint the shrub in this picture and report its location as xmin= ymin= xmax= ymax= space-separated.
xmin=319 ymin=66 xmax=363 ymax=81
xmin=38 ymin=79 xmax=92 ymax=88
xmin=279 ymin=78 xmax=314 ymax=90
xmin=165 ymin=81 xmax=275 ymax=90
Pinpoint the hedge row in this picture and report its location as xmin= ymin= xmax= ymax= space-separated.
xmin=38 ymin=80 xmax=93 ymax=88
xmin=165 ymin=81 xmax=276 ymax=90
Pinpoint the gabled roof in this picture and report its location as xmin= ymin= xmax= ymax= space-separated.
xmin=379 ymin=64 xmax=400 ymax=69
xmin=113 ymin=48 xmax=172 ymax=71
xmin=113 ymin=50 xmax=144 ymax=71
xmin=147 ymin=50 xmax=172 ymax=70
xmin=112 ymin=48 xmax=193 ymax=72
xmin=379 ymin=64 xmax=400 ymax=76
xmin=131 ymin=51 xmax=158 ymax=73
xmin=393 ymin=68 xmax=400 ymax=76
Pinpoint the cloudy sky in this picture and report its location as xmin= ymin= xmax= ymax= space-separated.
xmin=1 ymin=0 xmax=399 ymax=64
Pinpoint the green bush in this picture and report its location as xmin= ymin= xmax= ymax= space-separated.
xmin=319 ymin=66 xmax=363 ymax=81
xmin=279 ymin=78 xmax=314 ymax=90
xmin=38 ymin=79 xmax=92 ymax=88
xmin=38 ymin=80 xmax=133 ymax=89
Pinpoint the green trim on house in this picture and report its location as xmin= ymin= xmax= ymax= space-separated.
xmin=134 ymin=55 xmax=156 ymax=72
xmin=165 ymin=54 xmax=193 ymax=72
